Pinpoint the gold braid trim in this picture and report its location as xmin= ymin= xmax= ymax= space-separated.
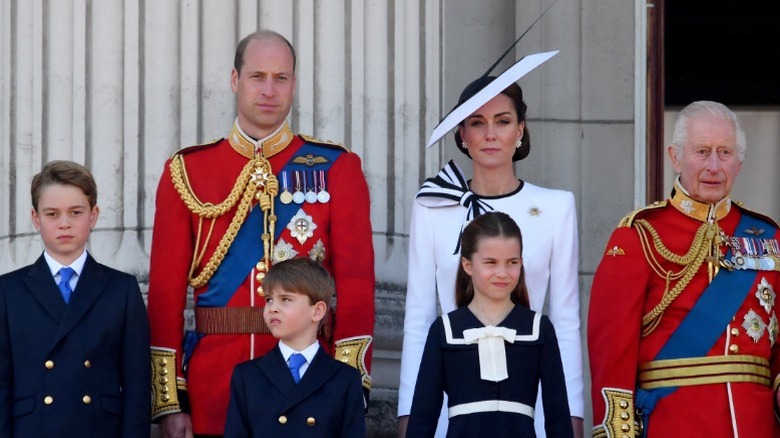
xmin=335 ymin=336 xmax=373 ymax=391
xmin=600 ymin=388 xmax=641 ymax=437
xmin=168 ymin=153 xmax=278 ymax=289
xmin=635 ymin=219 xmax=722 ymax=336
xmin=170 ymin=153 xmax=251 ymax=218
xmin=151 ymin=348 xmax=182 ymax=419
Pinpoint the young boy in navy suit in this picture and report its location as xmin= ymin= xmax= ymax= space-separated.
xmin=0 ymin=160 xmax=151 ymax=437
xmin=224 ymin=258 xmax=366 ymax=437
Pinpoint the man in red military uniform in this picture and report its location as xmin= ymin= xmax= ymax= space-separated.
xmin=589 ymin=101 xmax=780 ymax=437
xmin=147 ymin=30 xmax=374 ymax=437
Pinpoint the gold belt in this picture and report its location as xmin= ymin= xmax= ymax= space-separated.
xmin=638 ymin=354 xmax=770 ymax=389
xmin=195 ymin=306 xmax=331 ymax=338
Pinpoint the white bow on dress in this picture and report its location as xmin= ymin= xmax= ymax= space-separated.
xmin=462 ymin=325 xmax=517 ymax=382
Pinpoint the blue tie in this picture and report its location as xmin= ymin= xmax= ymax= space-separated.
xmin=288 ymin=353 xmax=306 ymax=384
xmin=58 ymin=267 xmax=76 ymax=304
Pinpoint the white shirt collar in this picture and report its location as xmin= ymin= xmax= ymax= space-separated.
xmin=278 ymin=340 xmax=319 ymax=364
xmin=43 ymin=249 xmax=88 ymax=277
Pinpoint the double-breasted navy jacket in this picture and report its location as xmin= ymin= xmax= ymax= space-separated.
xmin=225 ymin=344 xmax=366 ymax=437
xmin=0 ymin=254 xmax=151 ymax=437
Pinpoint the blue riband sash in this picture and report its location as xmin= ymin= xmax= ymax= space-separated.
xmin=197 ymin=142 xmax=342 ymax=306
xmin=181 ymin=141 xmax=342 ymax=373
xmin=636 ymin=212 xmax=776 ymax=433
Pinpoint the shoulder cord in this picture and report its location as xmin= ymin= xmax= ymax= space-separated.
xmin=168 ymin=154 xmax=278 ymax=289
xmin=635 ymin=219 xmax=721 ymax=336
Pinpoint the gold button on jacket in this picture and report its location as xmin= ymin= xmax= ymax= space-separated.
xmin=44 ymin=360 xmax=54 ymax=369
xmin=307 ymin=417 xmax=316 ymax=426
xmin=44 ymin=396 xmax=53 ymax=405
xmin=278 ymin=415 xmax=287 ymax=424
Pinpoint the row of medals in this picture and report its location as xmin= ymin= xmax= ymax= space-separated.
xmin=730 ymin=236 xmax=780 ymax=271
xmin=278 ymin=170 xmax=330 ymax=205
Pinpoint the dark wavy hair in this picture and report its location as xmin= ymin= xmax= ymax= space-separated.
xmin=454 ymin=77 xmax=530 ymax=161
xmin=455 ymin=212 xmax=530 ymax=308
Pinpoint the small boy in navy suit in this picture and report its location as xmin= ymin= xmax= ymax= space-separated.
xmin=224 ymin=258 xmax=366 ymax=437
xmin=0 ymin=160 xmax=151 ymax=437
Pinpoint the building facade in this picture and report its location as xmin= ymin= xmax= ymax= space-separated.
xmin=1 ymin=0 xmax=653 ymax=435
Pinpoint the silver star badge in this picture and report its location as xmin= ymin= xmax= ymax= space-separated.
xmin=756 ymin=277 xmax=776 ymax=314
xmin=272 ymin=238 xmax=298 ymax=264
xmin=742 ymin=309 xmax=767 ymax=344
xmin=287 ymin=209 xmax=317 ymax=245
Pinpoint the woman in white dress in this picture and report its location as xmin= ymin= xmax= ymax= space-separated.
xmin=397 ymin=73 xmax=584 ymax=438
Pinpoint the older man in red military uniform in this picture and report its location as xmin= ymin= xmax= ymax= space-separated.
xmin=589 ymin=101 xmax=780 ymax=437
xmin=147 ymin=30 xmax=374 ymax=437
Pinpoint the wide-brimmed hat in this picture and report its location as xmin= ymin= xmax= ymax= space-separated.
xmin=426 ymin=51 xmax=558 ymax=161
xmin=426 ymin=1 xmax=559 ymax=162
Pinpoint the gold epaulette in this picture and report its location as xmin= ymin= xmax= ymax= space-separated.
xmin=733 ymin=201 xmax=780 ymax=229
xmin=334 ymin=336 xmax=373 ymax=391
xmin=169 ymin=138 xmax=223 ymax=159
xmin=151 ymin=347 xmax=185 ymax=419
xmin=617 ymin=200 xmax=668 ymax=228
xmin=299 ymin=134 xmax=349 ymax=152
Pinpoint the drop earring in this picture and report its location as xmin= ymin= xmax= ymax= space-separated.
xmin=516 ymin=139 xmax=522 ymax=149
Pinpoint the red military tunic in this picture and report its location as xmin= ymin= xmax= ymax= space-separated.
xmin=589 ymin=181 xmax=780 ymax=437
xmin=147 ymin=121 xmax=375 ymax=435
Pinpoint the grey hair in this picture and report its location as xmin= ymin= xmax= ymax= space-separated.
xmin=669 ymin=100 xmax=746 ymax=162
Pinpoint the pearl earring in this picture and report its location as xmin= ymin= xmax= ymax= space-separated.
xmin=462 ymin=141 xmax=469 ymax=149
xmin=516 ymin=139 xmax=522 ymax=149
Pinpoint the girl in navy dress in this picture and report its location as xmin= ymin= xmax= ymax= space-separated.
xmin=407 ymin=212 xmax=572 ymax=438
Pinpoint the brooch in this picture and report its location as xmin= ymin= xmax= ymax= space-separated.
xmin=309 ymin=239 xmax=326 ymax=263
xmin=287 ymin=209 xmax=317 ymax=245
xmin=756 ymin=277 xmax=776 ymax=314
xmin=273 ymin=239 xmax=298 ymax=264
xmin=606 ymin=246 xmax=625 ymax=257
xmin=742 ymin=309 xmax=767 ymax=344
xmin=293 ymin=153 xmax=329 ymax=167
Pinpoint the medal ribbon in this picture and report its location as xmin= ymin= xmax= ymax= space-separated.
xmin=635 ymin=212 xmax=777 ymax=427
xmin=196 ymin=142 xmax=343 ymax=307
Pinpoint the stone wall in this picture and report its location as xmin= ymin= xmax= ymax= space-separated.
xmin=1 ymin=1 xmax=644 ymax=436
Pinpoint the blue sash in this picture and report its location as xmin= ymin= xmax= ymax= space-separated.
xmin=180 ymin=141 xmax=343 ymax=374
xmin=636 ymin=213 xmax=775 ymax=431
xmin=197 ymin=142 xmax=342 ymax=306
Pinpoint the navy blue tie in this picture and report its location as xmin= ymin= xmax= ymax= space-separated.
xmin=58 ymin=267 xmax=76 ymax=304
xmin=288 ymin=353 xmax=306 ymax=383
